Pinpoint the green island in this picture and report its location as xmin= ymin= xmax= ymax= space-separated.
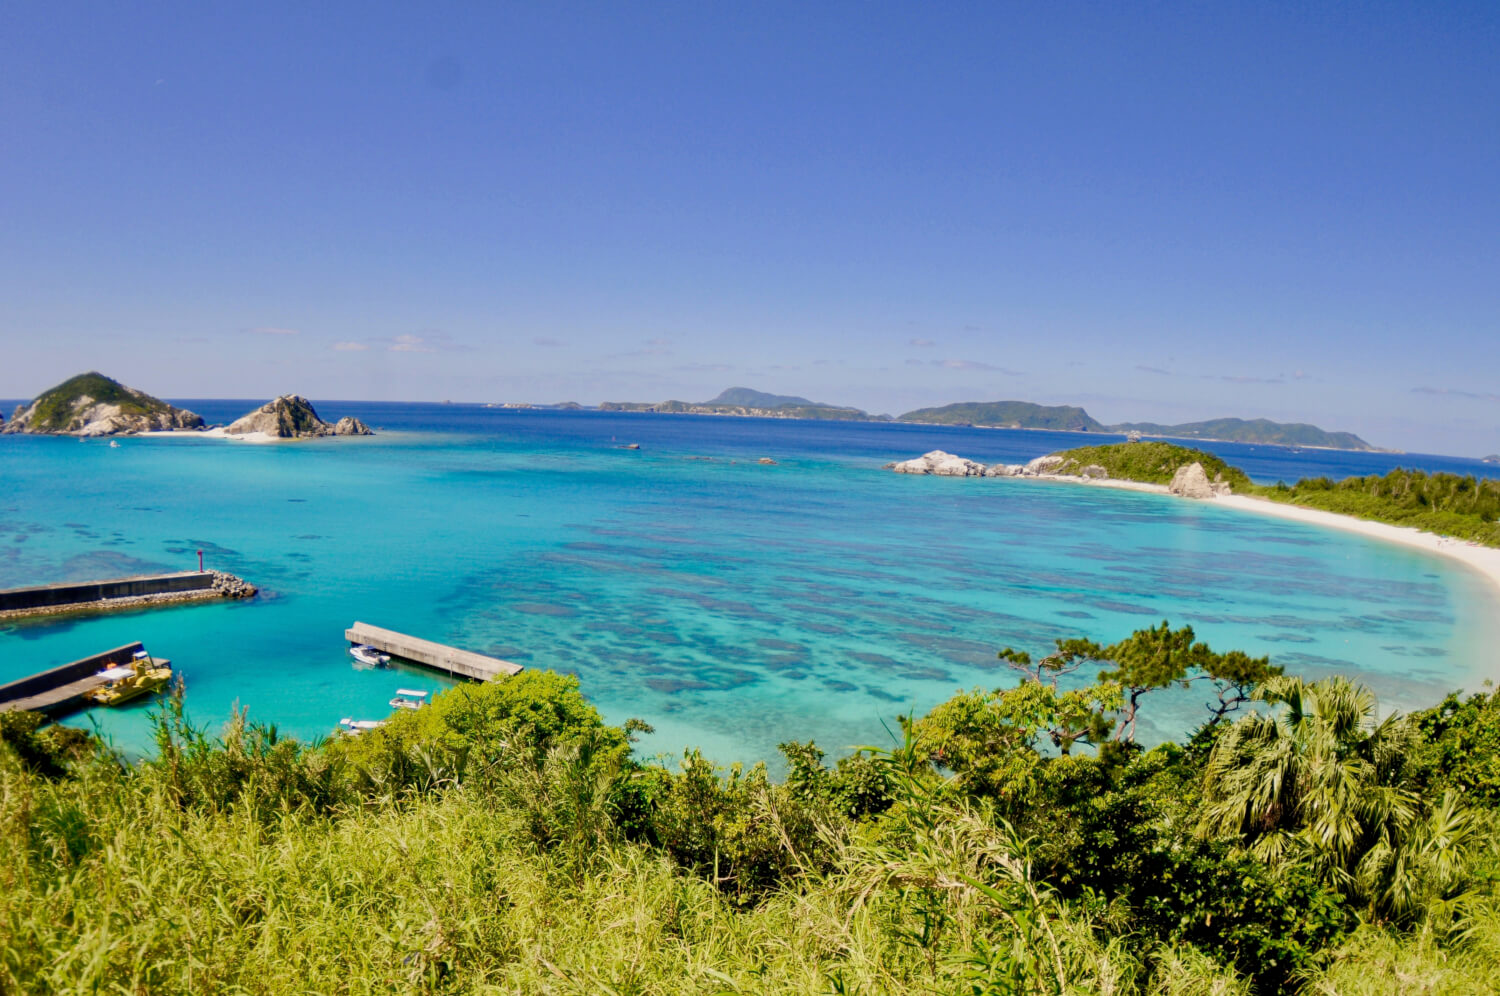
xmin=1045 ymin=442 xmax=1500 ymax=548
xmin=895 ymin=402 xmax=1374 ymax=450
xmin=898 ymin=400 xmax=1104 ymax=432
xmin=17 ymin=372 xmax=178 ymax=430
xmin=600 ymin=387 xmax=876 ymax=421
xmin=3 ymin=371 xmax=203 ymax=436
xmin=1041 ymin=441 xmax=1255 ymax=491
xmin=593 ymin=388 xmax=1379 ymax=449
xmin=1109 ymin=417 xmax=1373 ymax=451
xmin=6 ymin=623 xmax=1500 ymax=993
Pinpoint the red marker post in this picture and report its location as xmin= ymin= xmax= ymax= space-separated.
xmin=197 ymin=549 xmax=204 ymax=572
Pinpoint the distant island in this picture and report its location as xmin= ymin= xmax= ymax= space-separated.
xmin=1107 ymin=417 xmax=1372 ymax=450
xmin=887 ymin=439 xmax=1500 ymax=547
xmin=896 ymin=400 xmax=1103 ymax=431
xmin=1485 ymin=455 xmax=1500 ymax=464
xmin=896 ymin=401 xmax=1373 ymax=450
xmin=221 ymin=395 xmax=372 ymax=439
xmin=2 ymin=372 xmax=203 ymax=436
xmin=597 ymin=387 xmax=1378 ymax=450
xmin=600 ymin=387 xmax=875 ymax=422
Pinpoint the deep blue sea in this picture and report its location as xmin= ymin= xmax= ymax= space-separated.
xmin=3 ymin=401 xmax=1498 ymax=764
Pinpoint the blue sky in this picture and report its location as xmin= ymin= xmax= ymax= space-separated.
xmin=1 ymin=2 xmax=1496 ymax=453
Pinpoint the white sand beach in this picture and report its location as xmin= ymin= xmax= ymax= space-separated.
xmin=1017 ymin=473 xmax=1500 ymax=599
xmin=138 ymin=427 xmax=284 ymax=443
xmin=1216 ymin=493 xmax=1500 ymax=599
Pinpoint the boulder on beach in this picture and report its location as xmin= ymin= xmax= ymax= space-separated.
xmin=225 ymin=396 xmax=374 ymax=438
xmin=1168 ymin=462 xmax=1225 ymax=499
xmin=3 ymin=372 xmax=204 ymax=436
xmin=1022 ymin=454 xmax=1068 ymax=476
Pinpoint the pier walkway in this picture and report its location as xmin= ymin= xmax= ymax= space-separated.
xmin=344 ymin=622 xmax=523 ymax=681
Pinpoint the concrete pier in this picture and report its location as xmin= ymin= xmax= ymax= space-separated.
xmin=344 ymin=622 xmax=523 ymax=681
xmin=0 ymin=571 xmax=254 ymax=622
xmin=0 ymin=642 xmax=170 ymax=717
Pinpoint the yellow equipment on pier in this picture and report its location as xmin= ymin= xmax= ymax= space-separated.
xmin=84 ymin=649 xmax=172 ymax=707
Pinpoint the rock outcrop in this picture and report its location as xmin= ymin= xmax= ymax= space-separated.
xmin=3 ymin=372 xmax=204 ymax=436
xmin=1022 ymin=455 xmax=1066 ymax=475
xmin=225 ymin=396 xmax=374 ymax=438
xmin=885 ymin=450 xmax=994 ymax=477
xmin=1167 ymin=462 xmax=1229 ymax=499
xmin=331 ymin=416 xmax=373 ymax=436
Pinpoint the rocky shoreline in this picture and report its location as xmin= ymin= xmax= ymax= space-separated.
xmin=0 ymin=571 xmax=257 ymax=623
xmin=885 ymin=450 xmax=1231 ymax=499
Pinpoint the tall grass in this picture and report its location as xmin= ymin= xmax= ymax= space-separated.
xmin=3 ymin=673 xmax=1499 ymax=993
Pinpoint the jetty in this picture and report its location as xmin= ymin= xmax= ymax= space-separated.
xmin=0 ymin=571 xmax=255 ymax=622
xmin=344 ymin=622 xmax=523 ymax=682
xmin=0 ymin=642 xmax=170 ymax=717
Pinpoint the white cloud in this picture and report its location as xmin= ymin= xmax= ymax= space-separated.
xmin=332 ymin=341 xmax=369 ymax=352
xmin=389 ymin=333 xmax=435 ymax=353
xmin=934 ymin=359 xmax=1023 ymax=374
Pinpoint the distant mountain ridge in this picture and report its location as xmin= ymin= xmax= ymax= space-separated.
xmin=896 ymin=401 xmax=1104 ymax=432
xmin=1108 ymin=417 xmax=1372 ymax=450
xmin=894 ymin=400 xmax=1373 ymax=450
xmin=600 ymin=386 xmax=872 ymax=421
xmin=596 ymin=388 xmax=1376 ymax=448
xmin=705 ymin=387 xmax=820 ymax=408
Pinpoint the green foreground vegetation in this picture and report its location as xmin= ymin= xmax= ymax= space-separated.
xmin=5 ymin=623 xmax=1500 ymax=993
xmin=1046 ymin=443 xmax=1500 ymax=548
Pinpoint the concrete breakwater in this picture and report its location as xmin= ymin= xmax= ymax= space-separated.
xmin=0 ymin=571 xmax=255 ymax=622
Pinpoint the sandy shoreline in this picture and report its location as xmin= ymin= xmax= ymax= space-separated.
xmin=139 ymin=428 xmax=298 ymax=443
xmin=1000 ymin=472 xmax=1500 ymax=599
xmin=1215 ymin=493 xmax=1500 ymax=599
xmin=1054 ymin=475 xmax=1500 ymax=598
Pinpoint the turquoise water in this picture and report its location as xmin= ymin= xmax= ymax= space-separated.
xmin=3 ymin=407 xmax=1497 ymax=762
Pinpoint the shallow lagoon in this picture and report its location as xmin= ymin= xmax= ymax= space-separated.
xmin=2 ymin=405 xmax=1496 ymax=762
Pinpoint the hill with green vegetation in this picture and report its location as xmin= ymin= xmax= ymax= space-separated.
xmin=3 ymin=371 xmax=203 ymax=435
xmin=896 ymin=401 xmax=1374 ymax=449
xmin=600 ymin=386 xmax=875 ymax=421
xmin=704 ymin=386 xmax=819 ymax=408
xmin=1045 ymin=441 xmax=1255 ymax=491
xmin=1111 ymin=417 xmax=1374 ymax=450
xmin=1258 ymin=468 xmax=1500 ymax=546
xmin=899 ymin=400 xmax=1106 ymax=431
xmin=4 ymin=623 xmax=1500 ymax=993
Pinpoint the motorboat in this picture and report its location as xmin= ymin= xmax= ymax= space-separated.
xmin=338 ymin=718 xmax=386 ymax=735
xmin=349 ymin=644 xmax=390 ymax=668
xmin=389 ymin=688 xmax=429 ymax=711
xmin=85 ymin=649 xmax=171 ymax=707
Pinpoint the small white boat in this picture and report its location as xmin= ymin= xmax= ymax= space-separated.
xmin=109 ymin=440 xmax=120 ymax=448
xmin=338 ymin=717 xmax=386 ymax=735
xmin=389 ymin=689 xmax=430 ymax=710
xmin=349 ymin=644 xmax=390 ymax=667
